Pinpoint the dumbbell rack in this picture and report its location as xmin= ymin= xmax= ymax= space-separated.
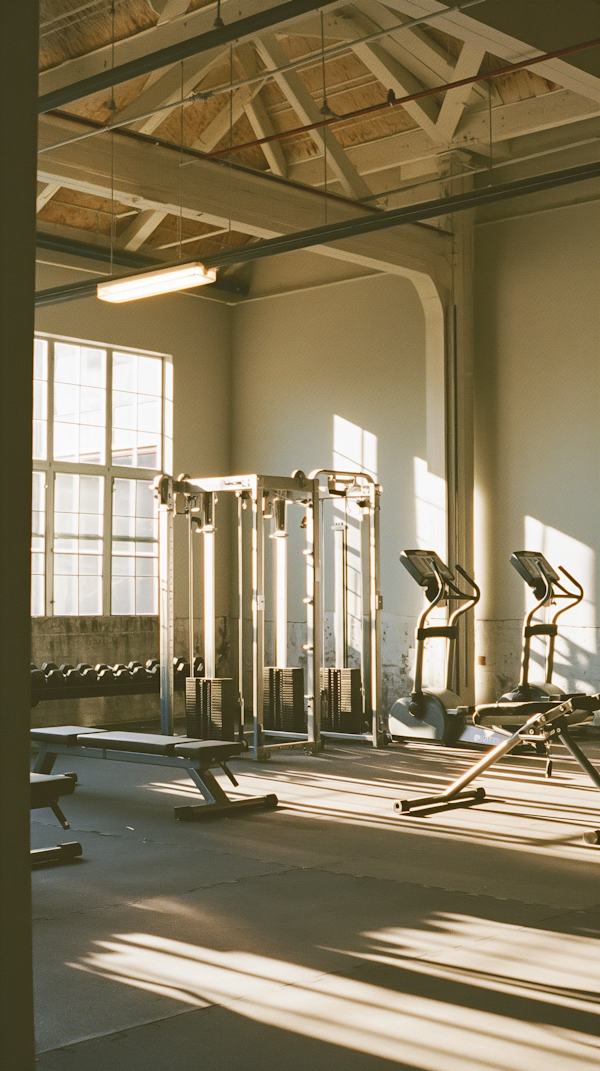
xmin=30 ymin=657 xmax=199 ymax=706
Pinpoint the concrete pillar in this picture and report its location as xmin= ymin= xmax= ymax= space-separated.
xmin=0 ymin=3 xmax=39 ymax=1067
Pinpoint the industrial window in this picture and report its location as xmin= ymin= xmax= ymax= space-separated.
xmin=31 ymin=334 xmax=173 ymax=617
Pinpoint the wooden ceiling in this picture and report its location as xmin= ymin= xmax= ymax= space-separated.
xmin=36 ymin=1 xmax=600 ymax=264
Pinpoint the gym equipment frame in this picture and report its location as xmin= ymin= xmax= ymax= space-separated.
xmin=502 ymin=551 xmax=584 ymax=702
xmin=156 ymin=470 xmax=323 ymax=759
xmin=395 ymin=692 xmax=600 ymax=844
xmin=388 ymin=550 xmax=480 ymax=745
xmin=310 ymin=469 xmax=385 ymax=748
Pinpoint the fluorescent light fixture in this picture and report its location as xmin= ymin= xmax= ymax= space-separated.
xmin=97 ymin=262 xmax=217 ymax=303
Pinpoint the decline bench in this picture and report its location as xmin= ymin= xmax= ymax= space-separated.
xmin=31 ymin=727 xmax=278 ymax=821
xmin=30 ymin=771 xmax=82 ymax=865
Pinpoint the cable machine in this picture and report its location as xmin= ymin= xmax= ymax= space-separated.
xmin=155 ymin=467 xmax=385 ymax=755
xmin=310 ymin=469 xmax=385 ymax=748
xmin=155 ymin=470 xmax=322 ymax=760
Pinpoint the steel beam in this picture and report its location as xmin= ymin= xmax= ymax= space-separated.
xmin=38 ymin=0 xmax=341 ymax=114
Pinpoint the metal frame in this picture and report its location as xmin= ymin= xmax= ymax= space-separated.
xmin=157 ymin=470 xmax=321 ymax=758
xmin=309 ymin=469 xmax=385 ymax=748
xmin=32 ymin=331 xmax=173 ymax=619
xmin=395 ymin=693 xmax=600 ymax=845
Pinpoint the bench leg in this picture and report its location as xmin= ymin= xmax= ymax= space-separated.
xmin=50 ymin=801 xmax=70 ymax=829
xmin=31 ymin=842 xmax=82 ymax=866
xmin=32 ymin=747 xmax=57 ymax=775
xmin=176 ymin=765 xmax=277 ymax=821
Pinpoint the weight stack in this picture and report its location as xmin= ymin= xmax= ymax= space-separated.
xmin=321 ymin=667 xmax=363 ymax=734
xmin=185 ymin=677 xmax=238 ymax=741
xmin=263 ymin=667 xmax=305 ymax=733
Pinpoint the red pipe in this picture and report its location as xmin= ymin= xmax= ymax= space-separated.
xmin=202 ymin=34 xmax=600 ymax=161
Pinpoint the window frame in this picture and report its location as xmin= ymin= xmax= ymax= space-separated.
xmin=33 ymin=331 xmax=173 ymax=617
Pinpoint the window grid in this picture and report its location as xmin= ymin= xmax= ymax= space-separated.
xmin=32 ymin=334 xmax=172 ymax=617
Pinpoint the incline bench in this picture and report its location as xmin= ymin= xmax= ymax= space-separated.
xmin=31 ymin=727 xmax=278 ymax=821
xmin=395 ymin=693 xmax=600 ymax=844
xmin=30 ymin=771 xmax=82 ymax=865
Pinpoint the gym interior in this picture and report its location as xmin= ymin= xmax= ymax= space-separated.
xmin=2 ymin=1 xmax=600 ymax=1067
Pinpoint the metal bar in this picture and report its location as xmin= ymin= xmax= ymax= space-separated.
xmin=188 ymin=502 xmax=195 ymax=675
xmin=307 ymin=481 xmax=322 ymax=753
xmin=370 ymin=483 xmax=384 ymax=746
xmin=274 ymin=501 xmax=288 ymax=669
xmin=157 ymin=477 xmax=174 ymax=734
xmin=237 ymin=494 xmax=245 ymax=730
xmin=38 ymin=1 xmax=342 ymax=113
xmin=203 ymin=496 xmax=216 ymax=680
xmin=251 ymin=486 xmax=264 ymax=759
xmin=202 ymin=160 xmax=600 ymax=271
xmin=558 ymin=728 xmax=600 ymax=791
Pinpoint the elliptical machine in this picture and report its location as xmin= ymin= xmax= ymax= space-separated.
xmin=388 ymin=549 xmax=480 ymax=745
xmin=500 ymin=551 xmax=584 ymax=703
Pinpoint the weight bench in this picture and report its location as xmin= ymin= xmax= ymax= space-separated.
xmin=394 ymin=694 xmax=600 ymax=844
xmin=30 ymin=772 xmax=82 ymax=865
xmin=31 ymin=727 xmax=278 ymax=821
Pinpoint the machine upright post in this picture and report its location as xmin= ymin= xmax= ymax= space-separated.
xmin=306 ymin=483 xmax=322 ymax=753
xmin=274 ymin=499 xmax=288 ymax=669
xmin=252 ymin=483 xmax=265 ymax=759
xmin=202 ymin=492 xmax=216 ymax=681
xmin=237 ymin=494 xmax=245 ymax=731
xmin=333 ymin=501 xmax=348 ymax=668
xmin=188 ymin=503 xmax=195 ymax=676
xmin=370 ymin=484 xmax=385 ymax=746
xmin=157 ymin=476 xmax=174 ymax=735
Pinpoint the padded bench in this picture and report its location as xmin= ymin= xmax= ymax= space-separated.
xmin=30 ymin=771 xmax=82 ymax=866
xmin=31 ymin=727 xmax=278 ymax=821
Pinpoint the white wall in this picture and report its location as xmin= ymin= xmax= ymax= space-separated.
xmin=474 ymin=199 xmax=600 ymax=699
xmin=231 ymin=272 xmax=431 ymax=710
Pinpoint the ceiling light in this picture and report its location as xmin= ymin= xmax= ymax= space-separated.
xmin=97 ymin=262 xmax=217 ymax=303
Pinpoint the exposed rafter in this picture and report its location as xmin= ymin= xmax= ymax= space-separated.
xmin=108 ymin=52 xmax=224 ymax=136
xmin=435 ymin=39 xmax=486 ymax=141
xmin=38 ymin=0 xmax=342 ymax=113
xmin=383 ymin=0 xmax=600 ymax=103
xmin=147 ymin=0 xmax=190 ymax=24
xmin=191 ymin=82 xmax=265 ymax=152
xmin=254 ymin=33 xmax=373 ymax=201
xmin=36 ymin=182 xmax=61 ymax=213
xmin=350 ymin=38 xmax=445 ymax=144
xmin=119 ymin=209 xmax=168 ymax=251
xmin=236 ymin=41 xmax=288 ymax=177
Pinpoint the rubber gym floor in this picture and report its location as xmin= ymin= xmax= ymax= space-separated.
xmin=32 ymin=735 xmax=600 ymax=1070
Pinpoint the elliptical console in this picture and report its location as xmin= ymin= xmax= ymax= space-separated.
xmin=388 ymin=550 xmax=480 ymax=745
xmin=501 ymin=551 xmax=584 ymax=702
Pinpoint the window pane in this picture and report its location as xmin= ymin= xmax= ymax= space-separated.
xmin=54 ymin=473 xmax=103 ymax=615
xmin=111 ymin=478 xmax=158 ymax=614
xmin=112 ymin=575 xmax=135 ymax=615
xmin=53 ymin=343 xmax=106 ymax=464
xmin=112 ymin=354 xmax=161 ymax=469
xmin=113 ymin=352 xmax=136 ymax=392
xmin=31 ymin=472 xmax=46 ymax=616
xmin=138 ymin=356 xmax=162 ymax=396
xmin=33 ymin=340 xmax=48 ymax=461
